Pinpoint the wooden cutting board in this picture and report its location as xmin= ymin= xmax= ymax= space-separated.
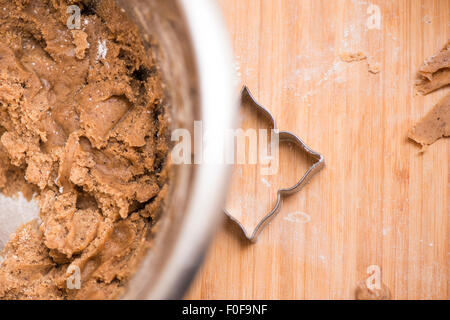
xmin=186 ymin=0 xmax=449 ymax=300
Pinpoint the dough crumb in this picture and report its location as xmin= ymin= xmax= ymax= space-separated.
xmin=340 ymin=51 xmax=367 ymax=62
xmin=368 ymin=61 xmax=381 ymax=74
xmin=355 ymin=281 xmax=391 ymax=300
xmin=71 ymin=30 xmax=89 ymax=60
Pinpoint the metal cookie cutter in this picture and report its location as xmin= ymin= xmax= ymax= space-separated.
xmin=224 ymin=86 xmax=325 ymax=243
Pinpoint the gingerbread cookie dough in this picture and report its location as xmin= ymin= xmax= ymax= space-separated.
xmin=368 ymin=61 xmax=381 ymax=74
xmin=0 ymin=0 xmax=170 ymax=299
xmin=409 ymin=41 xmax=450 ymax=148
xmin=339 ymin=51 xmax=367 ymax=63
xmin=415 ymin=41 xmax=450 ymax=95
xmin=408 ymin=93 xmax=450 ymax=147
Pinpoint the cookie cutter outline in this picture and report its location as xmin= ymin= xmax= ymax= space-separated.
xmin=224 ymin=86 xmax=325 ymax=243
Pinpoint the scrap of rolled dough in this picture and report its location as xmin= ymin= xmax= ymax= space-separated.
xmin=416 ymin=41 xmax=450 ymax=94
xmin=340 ymin=51 xmax=367 ymax=62
xmin=408 ymin=93 xmax=450 ymax=146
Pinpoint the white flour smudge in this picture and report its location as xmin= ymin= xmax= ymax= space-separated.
xmin=318 ymin=255 xmax=326 ymax=263
xmin=96 ymin=39 xmax=107 ymax=60
xmin=284 ymin=211 xmax=311 ymax=224
xmin=261 ymin=178 xmax=271 ymax=188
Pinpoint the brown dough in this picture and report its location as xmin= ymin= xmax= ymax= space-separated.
xmin=409 ymin=41 xmax=450 ymax=148
xmin=339 ymin=51 xmax=367 ymax=62
xmin=0 ymin=0 xmax=170 ymax=300
xmin=416 ymin=41 xmax=450 ymax=94
xmin=408 ymin=93 xmax=450 ymax=147
xmin=368 ymin=61 xmax=381 ymax=74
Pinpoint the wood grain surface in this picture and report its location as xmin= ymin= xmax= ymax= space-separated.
xmin=186 ymin=0 xmax=449 ymax=300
